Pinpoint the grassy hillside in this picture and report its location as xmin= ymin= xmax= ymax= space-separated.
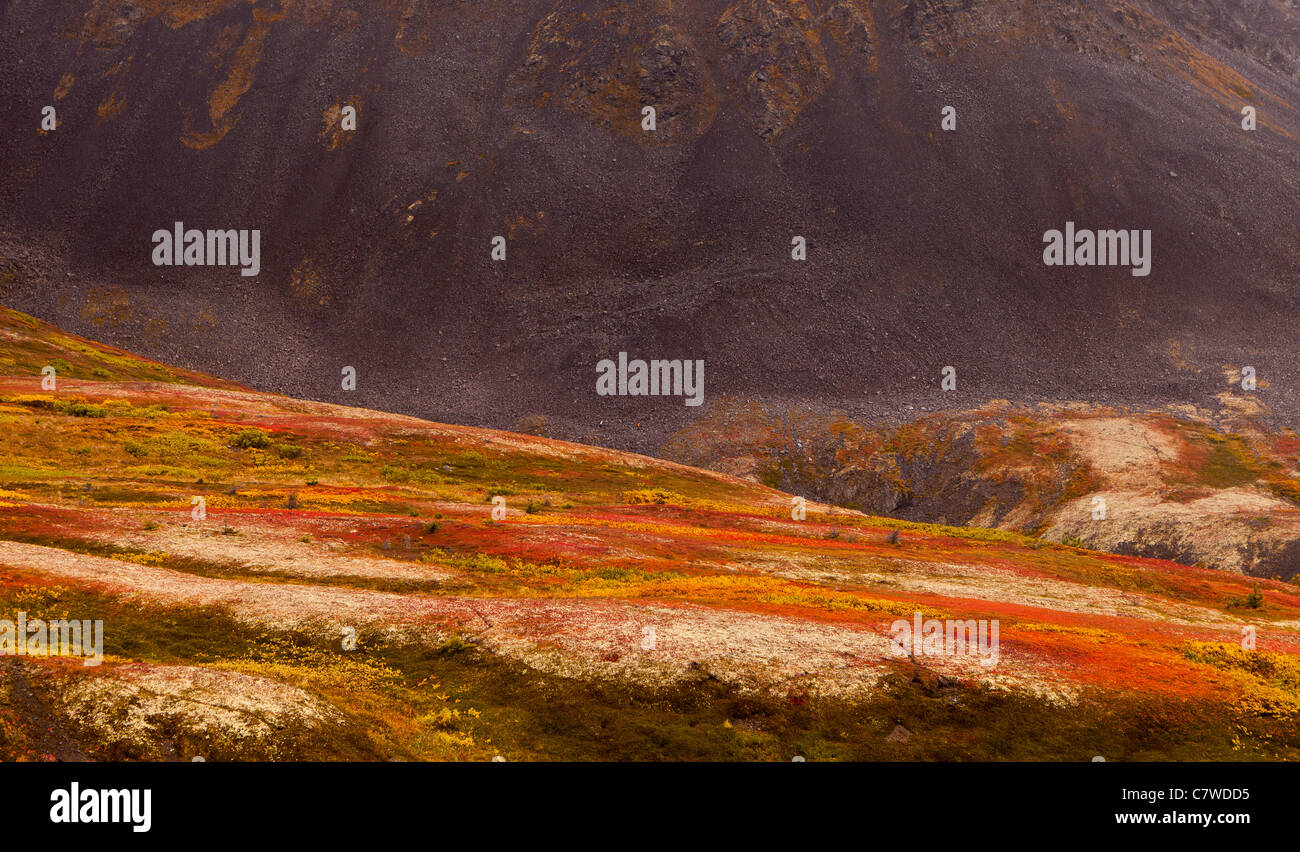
xmin=1 ymin=307 xmax=1298 ymax=761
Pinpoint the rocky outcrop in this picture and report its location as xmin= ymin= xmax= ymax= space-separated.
xmin=664 ymin=399 xmax=1300 ymax=580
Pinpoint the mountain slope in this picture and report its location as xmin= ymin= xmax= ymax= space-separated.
xmin=1 ymin=307 xmax=1299 ymax=760
xmin=1 ymin=0 xmax=1298 ymax=448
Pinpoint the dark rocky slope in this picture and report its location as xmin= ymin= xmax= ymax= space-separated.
xmin=1 ymin=0 xmax=1298 ymax=451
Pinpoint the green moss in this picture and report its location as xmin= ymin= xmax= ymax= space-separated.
xmin=1198 ymin=442 xmax=1262 ymax=489
xmin=231 ymin=428 xmax=272 ymax=450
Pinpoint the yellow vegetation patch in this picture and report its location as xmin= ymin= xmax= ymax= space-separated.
xmin=1184 ymin=642 xmax=1300 ymax=718
xmin=109 ymin=551 xmax=170 ymax=566
xmin=1018 ymin=622 xmax=1118 ymax=640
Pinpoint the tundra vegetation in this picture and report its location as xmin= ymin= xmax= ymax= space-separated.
xmin=0 ymin=308 xmax=1298 ymax=761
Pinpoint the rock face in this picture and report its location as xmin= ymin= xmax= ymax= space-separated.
xmin=1 ymin=1 xmax=1299 ymax=451
xmin=885 ymin=723 xmax=912 ymax=743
